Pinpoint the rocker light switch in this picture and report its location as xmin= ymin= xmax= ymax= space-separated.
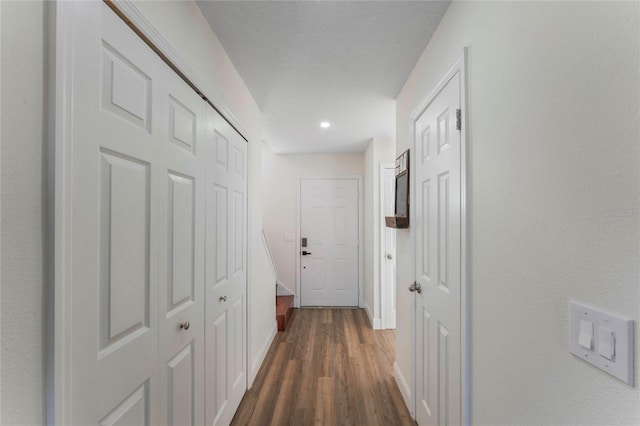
xmin=569 ymin=301 xmax=634 ymax=386
xmin=578 ymin=319 xmax=593 ymax=350
xmin=598 ymin=325 xmax=614 ymax=361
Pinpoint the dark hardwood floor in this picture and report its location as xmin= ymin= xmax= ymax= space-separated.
xmin=231 ymin=308 xmax=416 ymax=426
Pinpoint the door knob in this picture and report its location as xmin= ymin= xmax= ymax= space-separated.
xmin=387 ymin=254 xmax=393 ymax=259
xmin=219 ymin=296 xmax=228 ymax=302
xmin=408 ymin=282 xmax=422 ymax=294
xmin=179 ymin=321 xmax=190 ymax=330
xmin=301 ymin=251 xmax=312 ymax=256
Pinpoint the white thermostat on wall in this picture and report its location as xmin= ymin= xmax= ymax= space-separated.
xmin=569 ymin=301 xmax=634 ymax=386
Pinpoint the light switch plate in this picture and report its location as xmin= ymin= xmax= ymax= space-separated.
xmin=569 ymin=301 xmax=634 ymax=386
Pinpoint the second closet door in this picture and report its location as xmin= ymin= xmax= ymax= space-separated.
xmin=205 ymin=107 xmax=248 ymax=426
xmin=157 ymin=58 xmax=207 ymax=425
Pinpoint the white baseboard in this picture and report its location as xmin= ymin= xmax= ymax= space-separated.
xmin=249 ymin=321 xmax=277 ymax=387
xmin=393 ymin=362 xmax=413 ymax=417
xmin=372 ymin=317 xmax=381 ymax=329
xmin=363 ymin=300 xmax=382 ymax=329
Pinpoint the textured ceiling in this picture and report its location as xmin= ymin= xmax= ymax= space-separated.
xmin=196 ymin=1 xmax=450 ymax=153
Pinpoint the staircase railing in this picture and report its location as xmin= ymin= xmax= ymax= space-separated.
xmin=262 ymin=229 xmax=277 ymax=281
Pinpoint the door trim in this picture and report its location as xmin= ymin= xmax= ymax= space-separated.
xmin=295 ymin=177 xmax=363 ymax=308
xmin=50 ymin=2 xmax=74 ymax=423
xmin=409 ymin=48 xmax=470 ymax=425
xmin=379 ymin=162 xmax=395 ymax=330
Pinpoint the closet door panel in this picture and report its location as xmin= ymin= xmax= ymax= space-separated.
xmin=69 ymin=3 xmax=161 ymax=424
xmin=166 ymin=343 xmax=196 ymax=425
xmin=158 ymin=61 xmax=207 ymax=426
xmin=205 ymin=311 xmax=230 ymax=426
xmin=205 ymin=107 xmax=248 ymax=425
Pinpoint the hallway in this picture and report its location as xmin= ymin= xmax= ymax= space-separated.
xmin=231 ymin=309 xmax=415 ymax=425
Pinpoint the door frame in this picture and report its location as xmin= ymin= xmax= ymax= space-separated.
xmin=50 ymin=3 xmax=80 ymax=421
xmin=409 ymin=48 xmax=470 ymax=425
xmin=295 ymin=176 xmax=363 ymax=308
xmin=379 ymin=162 xmax=396 ymax=329
xmin=49 ymin=2 xmax=252 ymax=423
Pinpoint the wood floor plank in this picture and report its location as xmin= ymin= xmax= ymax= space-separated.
xmin=270 ymin=360 xmax=302 ymax=425
xmin=314 ymin=377 xmax=336 ymax=425
xmin=249 ymin=342 xmax=290 ymax=424
xmin=231 ymin=308 xmax=416 ymax=426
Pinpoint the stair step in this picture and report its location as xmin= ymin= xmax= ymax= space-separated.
xmin=276 ymin=295 xmax=294 ymax=332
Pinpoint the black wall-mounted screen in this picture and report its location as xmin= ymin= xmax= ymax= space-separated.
xmin=395 ymin=172 xmax=408 ymax=218
xmin=385 ymin=149 xmax=410 ymax=228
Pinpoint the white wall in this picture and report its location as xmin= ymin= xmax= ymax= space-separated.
xmin=363 ymin=137 xmax=395 ymax=328
xmin=262 ymin=143 xmax=364 ymax=303
xmin=1 ymin=1 xmax=47 ymax=424
xmin=395 ymin=2 xmax=640 ymax=424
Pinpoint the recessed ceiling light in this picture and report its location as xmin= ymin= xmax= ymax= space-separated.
xmin=320 ymin=121 xmax=331 ymax=128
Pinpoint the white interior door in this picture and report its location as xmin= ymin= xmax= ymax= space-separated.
xmin=414 ymin=71 xmax=462 ymax=425
xmin=382 ymin=164 xmax=397 ymax=329
xmin=205 ymin=107 xmax=248 ymax=426
xmin=157 ymin=53 xmax=207 ymax=426
xmin=300 ymin=179 xmax=359 ymax=306
xmin=67 ymin=3 xmax=164 ymax=423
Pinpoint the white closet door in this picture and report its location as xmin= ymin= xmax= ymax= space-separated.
xmin=156 ymin=56 xmax=207 ymax=425
xmin=68 ymin=3 xmax=164 ymax=424
xmin=61 ymin=3 xmax=248 ymax=425
xmin=205 ymin=107 xmax=248 ymax=426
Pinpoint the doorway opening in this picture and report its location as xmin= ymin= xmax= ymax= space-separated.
xmin=380 ymin=162 xmax=397 ymax=329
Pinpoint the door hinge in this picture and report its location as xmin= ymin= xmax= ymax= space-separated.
xmin=456 ymin=109 xmax=462 ymax=131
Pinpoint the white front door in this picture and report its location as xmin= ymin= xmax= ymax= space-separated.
xmin=300 ymin=179 xmax=359 ymax=306
xmin=205 ymin=107 xmax=248 ymax=426
xmin=382 ymin=164 xmax=397 ymax=329
xmin=414 ymin=71 xmax=462 ymax=425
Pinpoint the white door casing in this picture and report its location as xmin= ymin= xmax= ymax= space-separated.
xmin=412 ymin=51 xmax=468 ymax=426
xmin=300 ymin=179 xmax=359 ymax=307
xmin=205 ymin=107 xmax=248 ymax=426
xmin=381 ymin=163 xmax=397 ymax=330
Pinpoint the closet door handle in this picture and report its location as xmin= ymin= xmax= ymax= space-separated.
xmin=179 ymin=321 xmax=190 ymax=330
xmin=219 ymin=296 xmax=228 ymax=302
